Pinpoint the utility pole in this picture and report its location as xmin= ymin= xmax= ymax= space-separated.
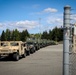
xmin=63 ymin=5 xmax=71 ymax=75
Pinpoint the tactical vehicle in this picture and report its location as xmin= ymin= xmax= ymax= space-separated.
xmin=26 ymin=38 xmax=36 ymax=53
xmin=0 ymin=41 xmax=26 ymax=61
xmin=26 ymin=42 xmax=35 ymax=53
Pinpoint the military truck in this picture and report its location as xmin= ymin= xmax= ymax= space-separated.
xmin=26 ymin=38 xmax=36 ymax=53
xmin=34 ymin=41 xmax=40 ymax=50
xmin=23 ymin=42 xmax=30 ymax=55
xmin=31 ymin=38 xmax=40 ymax=50
xmin=0 ymin=41 xmax=26 ymax=61
xmin=26 ymin=42 xmax=35 ymax=53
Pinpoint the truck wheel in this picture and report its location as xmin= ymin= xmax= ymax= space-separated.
xmin=32 ymin=48 xmax=34 ymax=53
xmin=0 ymin=56 xmax=1 ymax=59
xmin=26 ymin=51 xmax=30 ymax=56
xmin=22 ymin=51 xmax=26 ymax=58
xmin=34 ymin=47 xmax=36 ymax=52
xmin=30 ymin=49 xmax=33 ymax=54
xmin=13 ymin=53 xmax=19 ymax=61
xmin=28 ymin=51 xmax=30 ymax=55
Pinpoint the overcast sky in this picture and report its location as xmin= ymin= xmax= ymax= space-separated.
xmin=0 ymin=0 xmax=76 ymax=34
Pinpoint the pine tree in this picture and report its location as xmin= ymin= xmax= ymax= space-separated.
xmin=41 ymin=31 xmax=49 ymax=39
xmin=20 ymin=30 xmax=30 ymax=41
xmin=5 ymin=29 xmax=11 ymax=41
xmin=14 ymin=29 xmax=20 ymax=41
xmin=1 ymin=30 xmax=6 ymax=41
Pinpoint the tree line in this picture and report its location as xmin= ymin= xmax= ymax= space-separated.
xmin=0 ymin=29 xmax=30 ymax=41
xmin=41 ymin=27 xmax=63 ymax=42
xmin=0 ymin=27 xmax=63 ymax=42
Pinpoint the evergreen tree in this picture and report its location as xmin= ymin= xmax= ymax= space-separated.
xmin=14 ymin=29 xmax=20 ymax=41
xmin=20 ymin=30 xmax=29 ymax=41
xmin=11 ymin=30 xmax=15 ymax=41
xmin=5 ymin=29 xmax=11 ymax=41
xmin=48 ymin=30 xmax=52 ymax=40
xmin=25 ymin=30 xmax=30 ymax=37
xmin=51 ymin=27 xmax=58 ymax=41
xmin=58 ymin=28 xmax=63 ymax=41
xmin=41 ymin=27 xmax=63 ymax=41
xmin=51 ymin=27 xmax=63 ymax=41
xmin=1 ymin=30 xmax=6 ymax=41
xmin=41 ymin=31 xmax=49 ymax=39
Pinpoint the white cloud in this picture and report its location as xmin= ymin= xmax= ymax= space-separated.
xmin=46 ymin=14 xmax=63 ymax=29
xmin=0 ymin=20 xmax=39 ymax=31
xmin=30 ymin=7 xmax=58 ymax=15
xmin=71 ymin=14 xmax=76 ymax=21
xmin=46 ymin=14 xmax=76 ymax=30
xmin=43 ymin=8 xmax=58 ymax=13
xmin=0 ymin=23 xmax=3 ymax=27
xmin=47 ymin=17 xmax=63 ymax=25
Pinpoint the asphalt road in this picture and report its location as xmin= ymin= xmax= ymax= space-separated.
xmin=0 ymin=44 xmax=63 ymax=75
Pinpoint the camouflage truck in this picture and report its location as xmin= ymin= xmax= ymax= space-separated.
xmin=0 ymin=41 xmax=26 ymax=61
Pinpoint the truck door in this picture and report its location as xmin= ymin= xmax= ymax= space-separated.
xmin=21 ymin=44 xmax=24 ymax=54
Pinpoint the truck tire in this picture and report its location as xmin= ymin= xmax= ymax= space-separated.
xmin=26 ymin=51 xmax=30 ymax=56
xmin=28 ymin=51 xmax=30 ymax=55
xmin=31 ymin=48 xmax=34 ymax=54
xmin=33 ymin=47 xmax=36 ymax=52
xmin=13 ymin=53 xmax=19 ymax=61
xmin=22 ymin=50 xmax=26 ymax=58
xmin=0 ymin=56 xmax=1 ymax=59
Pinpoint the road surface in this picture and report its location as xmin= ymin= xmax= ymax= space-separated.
xmin=0 ymin=44 xmax=63 ymax=75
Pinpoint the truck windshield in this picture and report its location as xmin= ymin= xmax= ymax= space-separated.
xmin=1 ymin=43 xmax=9 ymax=46
xmin=10 ymin=43 xmax=19 ymax=46
xmin=27 ymin=42 xmax=33 ymax=45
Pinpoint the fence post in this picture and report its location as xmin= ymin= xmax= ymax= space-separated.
xmin=63 ymin=5 xmax=71 ymax=75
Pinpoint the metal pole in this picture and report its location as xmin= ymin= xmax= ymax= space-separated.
xmin=63 ymin=5 xmax=71 ymax=75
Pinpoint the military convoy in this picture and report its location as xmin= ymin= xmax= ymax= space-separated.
xmin=0 ymin=39 xmax=58 ymax=61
